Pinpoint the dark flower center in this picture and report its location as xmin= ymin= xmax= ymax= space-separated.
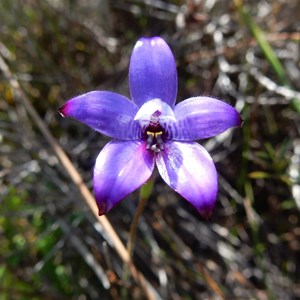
xmin=145 ymin=110 xmax=165 ymax=152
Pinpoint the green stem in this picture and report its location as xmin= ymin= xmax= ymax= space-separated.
xmin=127 ymin=178 xmax=154 ymax=258
xmin=121 ymin=179 xmax=154 ymax=299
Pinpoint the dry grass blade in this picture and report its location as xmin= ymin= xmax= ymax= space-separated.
xmin=58 ymin=219 xmax=110 ymax=289
xmin=0 ymin=53 xmax=158 ymax=300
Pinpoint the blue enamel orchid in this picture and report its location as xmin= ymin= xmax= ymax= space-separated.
xmin=59 ymin=37 xmax=242 ymax=217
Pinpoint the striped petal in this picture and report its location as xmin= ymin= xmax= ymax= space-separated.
xmin=129 ymin=37 xmax=178 ymax=107
xmin=167 ymin=97 xmax=242 ymax=140
xmin=156 ymin=141 xmax=218 ymax=217
xmin=94 ymin=140 xmax=155 ymax=215
xmin=59 ymin=91 xmax=141 ymax=140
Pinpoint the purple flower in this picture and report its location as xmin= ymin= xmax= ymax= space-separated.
xmin=59 ymin=37 xmax=242 ymax=217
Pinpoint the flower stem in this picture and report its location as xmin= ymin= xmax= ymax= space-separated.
xmin=121 ymin=178 xmax=154 ymax=299
xmin=127 ymin=178 xmax=154 ymax=258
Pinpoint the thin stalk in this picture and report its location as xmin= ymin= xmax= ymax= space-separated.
xmin=122 ymin=179 xmax=154 ymax=300
xmin=127 ymin=179 xmax=153 ymax=258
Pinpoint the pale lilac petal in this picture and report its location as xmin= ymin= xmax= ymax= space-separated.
xmin=94 ymin=140 xmax=155 ymax=215
xmin=129 ymin=37 xmax=178 ymax=107
xmin=59 ymin=91 xmax=141 ymax=140
xmin=156 ymin=141 xmax=218 ymax=217
xmin=167 ymin=97 xmax=242 ymax=140
xmin=134 ymin=98 xmax=175 ymax=131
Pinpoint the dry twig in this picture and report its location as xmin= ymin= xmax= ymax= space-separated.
xmin=0 ymin=53 xmax=159 ymax=300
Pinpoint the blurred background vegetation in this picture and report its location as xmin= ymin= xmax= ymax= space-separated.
xmin=1 ymin=0 xmax=300 ymax=299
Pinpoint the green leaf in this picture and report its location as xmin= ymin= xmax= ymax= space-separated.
xmin=248 ymin=171 xmax=271 ymax=179
xmin=234 ymin=0 xmax=300 ymax=112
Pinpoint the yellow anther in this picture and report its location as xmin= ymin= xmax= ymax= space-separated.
xmin=154 ymin=131 xmax=163 ymax=137
xmin=146 ymin=131 xmax=155 ymax=137
xmin=146 ymin=130 xmax=164 ymax=152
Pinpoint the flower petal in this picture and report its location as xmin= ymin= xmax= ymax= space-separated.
xmin=129 ymin=37 xmax=178 ymax=107
xmin=156 ymin=141 xmax=218 ymax=217
xmin=94 ymin=140 xmax=155 ymax=215
xmin=167 ymin=97 xmax=242 ymax=140
xmin=134 ymin=98 xmax=175 ymax=131
xmin=59 ymin=91 xmax=141 ymax=140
